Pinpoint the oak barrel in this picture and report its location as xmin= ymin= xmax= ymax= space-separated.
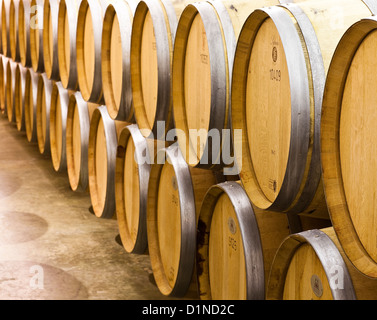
xmin=267 ymin=228 xmax=377 ymax=300
xmin=36 ymin=72 xmax=53 ymax=155
xmin=76 ymin=0 xmax=110 ymax=103
xmin=50 ymin=81 xmax=71 ymax=172
xmin=0 ymin=0 xmax=2 ymax=54
xmin=101 ymin=0 xmax=138 ymax=121
xmin=5 ymin=59 xmax=17 ymax=123
xmin=24 ymin=67 xmax=39 ymax=142
xmin=88 ymin=105 xmax=128 ymax=218
xmin=43 ymin=0 xmax=60 ymax=80
xmin=197 ymin=181 xmax=290 ymax=300
xmin=147 ymin=144 xmax=217 ymax=297
xmin=131 ymin=0 xmax=192 ymax=138
xmin=172 ymin=0 xmax=280 ymax=169
xmin=30 ymin=0 xmax=45 ymax=72
xmin=321 ymin=16 xmax=377 ymax=279
xmin=115 ymin=124 xmax=160 ymax=254
xmin=0 ymin=55 xmax=8 ymax=113
xmin=57 ymin=0 xmax=81 ymax=90
xmin=9 ymin=0 xmax=21 ymax=61
xmin=2 ymin=0 xmax=11 ymax=57
xmin=66 ymin=91 xmax=98 ymax=191
xmin=231 ymin=0 xmax=374 ymax=218
xmin=18 ymin=0 xmax=32 ymax=66
xmin=14 ymin=62 xmax=27 ymax=131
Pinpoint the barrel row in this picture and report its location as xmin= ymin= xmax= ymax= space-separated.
xmin=0 ymin=53 xmax=332 ymax=300
xmin=1 ymin=67 xmax=377 ymax=300
xmin=1 ymin=0 xmax=377 ymax=300
xmin=0 ymin=66 xmax=370 ymax=300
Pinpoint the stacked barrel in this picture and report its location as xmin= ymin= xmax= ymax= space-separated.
xmin=2 ymin=0 xmax=377 ymax=301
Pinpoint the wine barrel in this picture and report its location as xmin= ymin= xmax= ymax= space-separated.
xmin=231 ymin=0 xmax=374 ymax=218
xmin=0 ymin=55 xmax=8 ymax=113
xmin=24 ymin=67 xmax=39 ymax=142
xmin=321 ymin=16 xmax=377 ymax=279
xmin=267 ymin=228 xmax=377 ymax=300
xmin=57 ymin=0 xmax=81 ymax=90
xmin=131 ymin=0 xmax=193 ymax=138
xmin=115 ymin=124 xmax=165 ymax=254
xmin=2 ymin=0 xmax=11 ymax=57
xmin=147 ymin=144 xmax=218 ymax=297
xmin=88 ymin=106 xmax=128 ymax=218
xmin=76 ymin=0 xmax=110 ymax=103
xmin=30 ymin=0 xmax=45 ymax=72
xmin=14 ymin=63 xmax=27 ymax=131
xmin=197 ymin=181 xmax=290 ymax=300
xmin=9 ymin=0 xmax=21 ymax=61
xmin=0 ymin=1 xmax=2 ymax=54
xmin=43 ymin=0 xmax=60 ymax=80
xmin=18 ymin=0 xmax=32 ymax=66
xmin=66 ymin=91 xmax=98 ymax=191
xmin=115 ymin=124 xmax=150 ymax=254
xmin=36 ymin=72 xmax=53 ymax=155
xmin=172 ymin=0 xmax=280 ymax=169
xmin=50 ymin=82 xmax=71 ymax=172
xmin=101 ymin=0 xmax=138 ymax=121
xmin=5 ymin=59 xmax=17 ymax=123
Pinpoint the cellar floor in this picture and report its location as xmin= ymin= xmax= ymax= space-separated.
xmin=0 ymin=115 xmax=171 ymax=300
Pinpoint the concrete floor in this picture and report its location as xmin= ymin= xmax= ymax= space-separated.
xmin=0 ymin=115 xmax=173 ymax=300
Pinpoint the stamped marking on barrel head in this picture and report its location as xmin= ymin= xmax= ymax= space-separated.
xmin=311 ymin=274 xmax=323 ymax=298
xmin=200 ymin=54 xmax=208 ymax=64
xmin=171 ymin=176 xmax=178 ymax=190
xmin=202 ymin=31 xmax=206 ymax=50
xmin=268 ymin=179 xmax=277 ymax=193
xmin=168 ymin=266 xmax=175 ymax=283
xmin=228 ymin=217 xmax=237 ymax=235
xmin=172 ymin=194 xmax=179 ymax=207
xmin=272 ymin=46 xmax=278 ymax=63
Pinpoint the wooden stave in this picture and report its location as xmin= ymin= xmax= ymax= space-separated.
xmin=101 ymin=0 xmax=138 ymax=122
xmin=115 ymin=123 xmax=151 ymax=254
xmin=57 ymin=0 xmax=82 ymax=90
xmin=5 ymin=58 xmax=17 ymax=123
xmin=76 ymin=0 xmax=109 ymax=104
xmin=130 ymin=0 xmax=182 ymax=138
xmin=49 ymin=81 xmax=70 ymax=172
xmin=14 ymin=62 xmax=27 ymax=131
xmin=30 ymin=0 xmax=45 ymax=72
xmin=36 ymin=72 xmax=53 ymax=155
xmin=66 ymin=91 xmax=98 ymax=191
xmin=24 ymin=67 xmax=39 ymax=142
xmin=43 ymin=0 xmax=60 ymax=81
xmin=320 ymin=16 xmax=377 ymax=279
xmin=9 ymin=0 xmax=21 ymax=62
